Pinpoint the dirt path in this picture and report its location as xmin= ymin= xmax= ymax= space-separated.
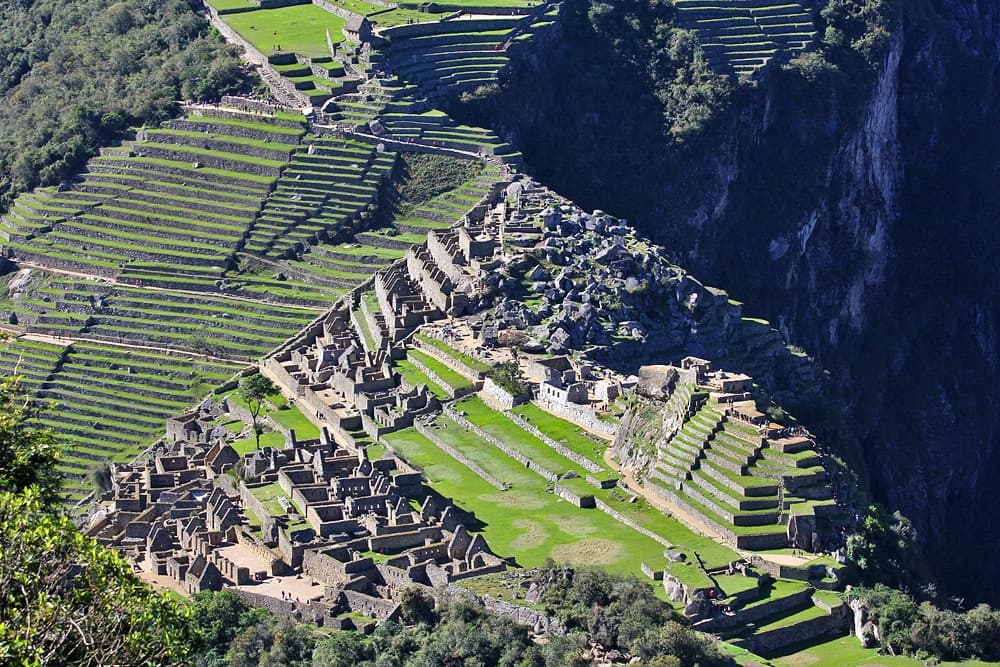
xmin=17 ymin=261 xmax=326 ymax=311
xmin=604 ymin=448 xmax=727 ymax=542
xmin=11 ymin=330 xmax=251 ymax=365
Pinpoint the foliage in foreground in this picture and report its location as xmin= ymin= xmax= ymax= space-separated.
xmin=849 ymin=585 xmax=1000 ymax=661
xmin=188 ymin=570 xmax=732 ymax=666
xmin=0 ymin=487 xmax=200 ymax=666
xmin=535 ymin=565 xmax=731 ymax=666
xmin=0 ymin=0 xmax=254 ymax=208
xmin=0 ymin=375 xmax=200 ymax=666
xmin=0 ymin=374 xmax=61 ymax=504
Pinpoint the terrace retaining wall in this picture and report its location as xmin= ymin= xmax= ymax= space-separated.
xmin=536 ymin=396 xmax=617 ymax=440
xmin=443 ymin=406 xmax=558 ymax=483
xmin=413 ymin=420 xmax=504 ymax=490
xmin=592 ymin=498 xmax=673 ymax=549
xmin=506 ymin=411 xmax=603 ymax=474
xmin=204 ymin=6 xmax=312 ymax=107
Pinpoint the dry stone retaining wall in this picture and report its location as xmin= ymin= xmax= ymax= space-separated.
xmin=413 ymin=420 xmax=504 ymax=490
xmin=536 ymin=396 xmax=617 ymax=440
xmin=506 ymin=411 xmax=603 ymax=474
xmin=444 ymin=406 xmax=558 ymax=483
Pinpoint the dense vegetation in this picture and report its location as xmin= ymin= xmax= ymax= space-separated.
xmin=394 ymin=153 xmax=483 ymax=205
xmin=843 ymin=504 xmax=1000 ymax=661
xmin=187 ymin=574 xmax=731 ymax=667
xmin=0 ymin=0 xmax=253 ymax=208
xmin=849 ymin=585 xmax=1000 ymax=661
xmin=534 ymin=565 xmax=730 ymax=666
xmin=0 ymin=376 xmax=198 ymax=666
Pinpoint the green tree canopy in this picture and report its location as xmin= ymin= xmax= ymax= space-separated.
xmin=239 ymin=374 xmax=275 ymax=448
xmin=0 ymin=375 xmax=61 ymax=503
xmin=0 ymin=488 xmax=201 ymax=666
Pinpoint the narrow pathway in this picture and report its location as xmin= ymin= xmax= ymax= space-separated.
xmin=5 ymin=329 xmax=250 ymax=365
xmin=603 ymin=448 xmax=725 ymax=542
xmin=16 ymin=262 xmax=326 ymax=311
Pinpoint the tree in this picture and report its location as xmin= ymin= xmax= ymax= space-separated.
xmin=191 ymin=590 xmax=270 ymax=667
xmin=0 ymin=488 xmax=201 ymax=666
xmin=399 ymin=587 xmax=437 ymax=625
xmin=487 ymin=360 xmax=528 ymax=396
xmin=238 ymin=374 xmax=274 ymax=449
xmin=311 ymin=632 xmax=370 ymax=667
xmin=0 ymin=375 xmax=61 ymax=503
xmin=226 ymin=619 xmax=315 ymax=667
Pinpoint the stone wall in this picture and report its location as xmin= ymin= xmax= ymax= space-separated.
xmin=411 ymin=336 xmax=485 ymax=382
xmin=380 ymin=17 xmax=520 ymax=40
xmin=413 ymin=420 xmax=504 ymax=489
xmin=239 ymin=482 xmax=273 ymax=527
xmin=204 ymin=5 xmax=311 ymax=107
xmin=312 ymin=0 xmax=361 ymax=22
xmin=443 ymin=584 xmax=564 ymax=634
xmin=342 ymin=590 xmax=400 ymax=621
xmin=536 ymin=396 xmax=617 ymax=440
xmin=506 ymin=410 xmax=602 ymax=474
xmin=647 ymin=481 xmax=788 ymax=550
xmin=593 ymin=498 xmax=672 ymax=549
xmin=480 ymin=377 xmax=528 ymax=409
xmin=735 ymin=604 xmax=848 ymax=655
xmin=444 ymin=406 xmax=558 ymax=483
xmin=554 ymin=483 xmax=595 ymax=508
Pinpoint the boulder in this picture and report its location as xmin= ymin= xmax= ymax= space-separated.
xmin=787 ymin=513 xmax=817 ymax=550
xmin=637 ymin=365 xmax=678 ymax=399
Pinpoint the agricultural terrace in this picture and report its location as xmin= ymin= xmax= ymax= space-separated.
xmin=222 ymin=5 xmax=349 ymax=59
xmin=39 ymin=343 xmax=239 ymax=500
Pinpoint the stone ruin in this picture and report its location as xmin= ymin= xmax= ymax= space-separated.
xmin=88 ymin=397 xmax=505 ymax=629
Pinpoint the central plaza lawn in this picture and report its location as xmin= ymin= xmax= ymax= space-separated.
xmin=222 ymin=5 xmax=348 ymax=59
xmin=769 ymin=634 xmax=993 ymax=667
xmin=460 ymin=397 xmax=740 ymax=568
xmin=384 ymin=425 xmax=671 ymax=580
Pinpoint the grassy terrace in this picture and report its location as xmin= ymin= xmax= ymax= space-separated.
xmin=39 ymin=342 xmax=239 ymax=499
xmin=18 ymin=281 xmax=318 ymax=360
xmin=406 ymin=348 xmax=473 ymax=393
xmin=0 ymin=338 xmax=66 ymax=393
xmin=4 ymin=111 xmax=292 ymax=279
xmin=393 ymin=357 xmax=450 ymax=399
xmin=247 ymin=136 xmax=397 ymax=258
xmin=674 ymin=0 xmax=817 ymax=74
xmin=512 ymin=402 xmax=610 ymax=462
xmin=231 ymin=430 xmax=286 ymax=456
xmin=456 ymin=396 xmax=615 ymax=482
xmin=769 ymin=634 xmax=990 ymax=667
xmin=382 ymin=425 xmax=672 ymax=579
xmin=414 ymin=333 xmax=490 ymax=373
xmin=222 ymin=5 xmax=347 ymax=59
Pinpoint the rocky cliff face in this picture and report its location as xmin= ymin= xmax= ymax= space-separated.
xmin=470 ymin=1 xmax=1000 ymax=602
